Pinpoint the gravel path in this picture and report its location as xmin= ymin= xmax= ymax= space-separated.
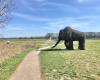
xmin=9 ymin=51 xmax=41 ymax=80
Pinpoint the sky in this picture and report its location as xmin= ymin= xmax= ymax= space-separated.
xmin=2 ymin=0 xmax=100 ymax=37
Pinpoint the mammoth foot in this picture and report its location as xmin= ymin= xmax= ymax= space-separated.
xmin=66 ymin=47 xmax=74 ymax=50
xmin=78 ymin=47 xmax=85 ymax=50
xmin=79 ymin=48 xmax=85 ymax=50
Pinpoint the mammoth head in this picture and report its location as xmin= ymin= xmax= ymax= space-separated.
xmin=64 ymin=26 xmax=72 ymax=31
xmin=58 ymin=29 xmax=65 ymax=40
xmin=58 ymin=26 xmax=72 ymax=40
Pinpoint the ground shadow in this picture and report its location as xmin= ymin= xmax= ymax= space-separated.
xmin=41 ymin=48 xmax=71 ymax=51
xmin=41 ymin=48 xmax=84 ymax=51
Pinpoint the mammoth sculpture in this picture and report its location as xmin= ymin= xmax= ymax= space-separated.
xmin=52 ymin=26 xmax=85 ymax=50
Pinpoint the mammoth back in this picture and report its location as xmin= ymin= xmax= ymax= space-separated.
xmin=72 ymin=30 xmax=85 ymax=40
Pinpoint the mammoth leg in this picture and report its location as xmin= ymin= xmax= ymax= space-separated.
xmin=68 ymin=40 xmax=74 ymax=50
xmin=78 ymin=38 xmax=85 ymax=50
xmin=64 ymin=40 xmax=70 ymax=49
xmin=52 ymin=39 xmax=60 ymax=48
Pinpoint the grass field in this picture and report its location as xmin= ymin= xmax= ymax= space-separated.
xmin=40 ymin=39 xmax=100 ymax=80
xmin=0 ymin=39 xmax=50 ymax=63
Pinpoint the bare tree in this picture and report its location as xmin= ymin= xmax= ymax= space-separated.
xmin=0 ymin=0 xmax=13 ymax=28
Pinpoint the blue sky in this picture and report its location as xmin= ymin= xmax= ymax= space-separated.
xmin=2 ymin=0 xmax=100 ymax=37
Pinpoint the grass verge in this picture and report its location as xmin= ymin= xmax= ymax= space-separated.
xmin=0 ymin=48 xmax=33 ymax=80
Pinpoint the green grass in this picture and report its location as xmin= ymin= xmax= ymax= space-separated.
xmin=40 ymin=40 xmax=100 ymax=80
xmin=0 ymin=48 xmax=33 ymax=80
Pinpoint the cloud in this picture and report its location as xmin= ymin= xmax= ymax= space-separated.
xmin=77 ymin=0 xmax=99 ymax=4
xmin=42 ymin=2 xmax=79 ymax=12
xmin=5 ymin=25 xmax=25 ymax=31
xmin=12 ymin=12 xmax=50 ymax=22
xmin=69 ymin=22 xmax=90 ymax=29
xmin=77 ymin=0 xmax=84 ymax=3
xmin=21 ymin=0 xmax=49 ymax=12
xmin=44 ymin=15 xmax=100 ymax=32
xmin=11 ymin=11 xmax=100 ymax=32
xmin=34 ymin=0 xmax=46 ymax=2
xmin=21 ymin=0 xmax=79 ymax=13
xmin=7 ymin=27 xmax=24 ymax=31
xmin=21 ymin=0 xmax=35 ymax=11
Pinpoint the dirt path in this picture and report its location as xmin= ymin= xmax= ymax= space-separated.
xmin=9 ymin=51 xmax=41 ymax=80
